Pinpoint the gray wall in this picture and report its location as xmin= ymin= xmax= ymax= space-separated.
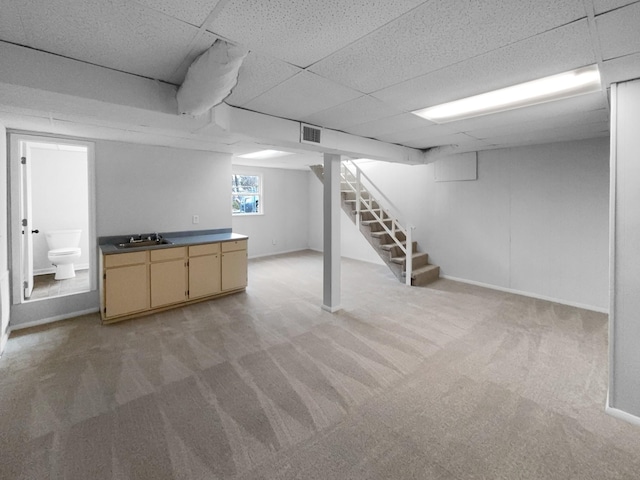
xmin=308 ymin=167 xmax=385 ymax=265
xmin=231 ymin=165 xmax=309 ymax=258
xmin=356 ymin=137 xmax=610 ymax=311
xmin=96 ymin=141 xmax=232 ymax=236
xmin=610 ymin=79 xmax=640 ymax=419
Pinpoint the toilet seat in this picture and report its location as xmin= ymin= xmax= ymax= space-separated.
xmin=49 ymin=247 xmax=81 ymax=257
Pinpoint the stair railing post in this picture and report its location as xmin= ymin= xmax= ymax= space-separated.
xmin=356 ymin=167 xmax=361 ymax=229
xmin=405 ymin=225 xmax=414 ymax=286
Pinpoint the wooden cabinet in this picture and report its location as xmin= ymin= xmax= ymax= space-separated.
xmin=222 ymin=239 xmax=248 ymax=291
xmin=100 ymin=237 xmax=247 ymax=323
xmin=103 ymin=251 xmax=149 ymax=319
xmin=188 ymin=243 xmax=221 ymax=299
xmin=150 ymin=247 xmax=187 ymax=308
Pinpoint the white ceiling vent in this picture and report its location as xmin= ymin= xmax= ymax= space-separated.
xmin=301 ymin=124 xmax=322 ymax=144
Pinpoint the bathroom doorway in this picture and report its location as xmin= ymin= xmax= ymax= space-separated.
xmin=9 ymin=134 xmax=96 ymax=305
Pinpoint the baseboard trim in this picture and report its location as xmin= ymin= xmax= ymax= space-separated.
xmin=9 ymin=307 xmax=100 ymax=332
xmin=441 ymin=275 xmax=608 ymax=314
xmin=307 ymin=247 xmax=385 ymax=266
xmin=248 ymin=248 xmax=309 ymax=260
xmin=606 ymin=395 xmax=640 ymax=427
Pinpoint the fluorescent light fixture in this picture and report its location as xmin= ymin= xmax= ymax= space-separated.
xmin=237 ymin=149 xmax=295 ymax=160
xmin=412 ymin=65 xmax=602 ymax=124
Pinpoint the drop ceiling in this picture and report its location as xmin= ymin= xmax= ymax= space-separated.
xmin=1 ymin=0 xmax=639 ymax=167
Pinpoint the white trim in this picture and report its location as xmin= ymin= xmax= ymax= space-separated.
xmin=608 ymin=83 xmax=618 ymax=413
xmin=441 ymin=275 xmax=608 ymax=314
xmin=308 ymin=247 xmax=384 ymax=266
xmin=606 ymin=392 xmax=640 ymax=427
xmin=248 ymin=248 xmax=309 ymax=260
xmin=8 ymin=307 xmax=99 ymax=332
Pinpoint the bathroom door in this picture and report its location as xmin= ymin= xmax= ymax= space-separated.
xmin=21 ymin=142 xmax=34 ymax=299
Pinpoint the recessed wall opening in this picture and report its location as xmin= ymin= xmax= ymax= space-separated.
xmin=9 ymin=134 xmax=96 ymax=305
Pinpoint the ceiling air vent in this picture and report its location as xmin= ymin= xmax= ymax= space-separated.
xmin=301 ymin=124 xmax=322 ymax=144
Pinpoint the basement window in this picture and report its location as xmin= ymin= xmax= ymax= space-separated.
xmin=232 ymin=174 xmax=262 ymax=215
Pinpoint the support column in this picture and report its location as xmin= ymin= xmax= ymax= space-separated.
xmin=322 ymin=153 xmax=341 ymax=313
xmin=608 ymin=79 xmax=640 ymax=425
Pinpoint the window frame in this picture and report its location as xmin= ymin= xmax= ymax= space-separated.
xmin=232 ymin=173 xmax=263 ymax=216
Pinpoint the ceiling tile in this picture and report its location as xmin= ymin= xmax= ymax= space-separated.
xmin=375 ymin=123 xmax=458 ymax=145
xmin=342 ymin=113 xmax=434 ymax=138
xmin=6 ymin=0 xmax=212 ymax=83
xmin=592 ymin=0 xmax=638 ymax=14
xmin=208 ymin=0 xmax=427 ymax=68
xmin=0 ymin=2 xmax=28 ymax=45
xmin=466 ymin=109 xmax=609 ymax=140
xmin=225 ymin=51 xmax=302 ymax=107
xmin=445 ymin=92 xmax=608 ymax=133
xmin=372 ymin=20 xmax=596 ymax=112
xmin=301 ymin=96 xmax=405 ymax=130
xmin=596 ymin=2 xmax=640 ymax=60
xmin=242 ymin=71 xmax=361 ymax=120
xmin=481 ymin=121 xmax=609 ymax=148
xmin=601 ymin=53 xmax=640 ymax=85
xmin=309 ymin=0 xmax=587 ymax=93
xmin=134 ymin=0 xmax=221 ymax=26
xmin=402 ymin=133 xmax=483 ymax=149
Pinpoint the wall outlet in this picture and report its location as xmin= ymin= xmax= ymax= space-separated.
xmin=272 ymin=239 xmax=277 ymax=245
xmin=192 ymin=215 xmax=199 ymax=224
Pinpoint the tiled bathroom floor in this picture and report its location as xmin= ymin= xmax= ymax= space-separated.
xmin=29 ymin=270 xmax=90 ymax=300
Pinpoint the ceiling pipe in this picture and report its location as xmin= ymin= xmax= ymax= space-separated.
xmin=177 ymin=40 xmax=248 ymax=116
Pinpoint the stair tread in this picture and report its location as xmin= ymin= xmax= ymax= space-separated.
xmin=402 ymin=264 xmax=440 ymax=277
xmin=390 ymin=252 xmax=428 ymax=264
xmin=361 ymin=219 xmax=391 ymax=225
xmin=380 ymin=241 xmax=410 ymax=250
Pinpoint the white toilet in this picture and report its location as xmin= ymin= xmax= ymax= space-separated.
xmin=45 ymin=230 xmax=82 ymax=280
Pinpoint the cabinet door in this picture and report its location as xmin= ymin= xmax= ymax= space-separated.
xmin=221 ymin=250 xmax=248 ymax=291
xmin=105 ymin=264 xmax=149 ymax=318
xmin=150 ymin=259 xmax=187 ymax=308
xmin=189 ymin=254 xmax=221 ymax=299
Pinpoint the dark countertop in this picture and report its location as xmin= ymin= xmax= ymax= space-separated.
xmin=99 ymin=230 xmax=248 ymax=254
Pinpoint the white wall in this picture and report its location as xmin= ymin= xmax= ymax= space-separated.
xmin=31 ymin=147 xmax=89 ymax=273
xmin=96 ymin=141 xmax=232 ymax=236
xmin=0 ymin=123 xmax=10 ymax=354
xmin=307 ymin=169 xmax=384 ymax=265
xmin=358 ymin=138 xmax=609 ymax=311
xmin=609 ymin=80 xmax=640 ymax=421
xmin=232 ymin=165 xmax=309 ymax=258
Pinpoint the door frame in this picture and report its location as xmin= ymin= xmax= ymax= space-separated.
xmin=8 ymin=132 xmax=97 ymax=304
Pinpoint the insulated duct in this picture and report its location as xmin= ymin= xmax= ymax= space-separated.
xmin=177 ymin=40 xmax=248 ymax=116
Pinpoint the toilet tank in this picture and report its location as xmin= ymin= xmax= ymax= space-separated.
xmin=45 ymin=229 xmax=82 ymax=250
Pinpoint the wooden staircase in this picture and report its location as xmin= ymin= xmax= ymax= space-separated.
xmin=310 ymin=162 xmax=440 ymax=286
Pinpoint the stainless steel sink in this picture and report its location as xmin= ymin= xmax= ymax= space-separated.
xmin=115 ymin=239 xmax=173 ymax=249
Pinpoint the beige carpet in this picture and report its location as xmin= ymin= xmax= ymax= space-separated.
xmin=1 ymin=250 xmax=639 ymax=479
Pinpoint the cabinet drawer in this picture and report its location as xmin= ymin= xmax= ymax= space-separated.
xmin=221 ymin=239 xmax=247 ymax=252
xmin=150 ymin=247 xmax=186 ymax=262
xmin=189 ymin=243 xmax=220 ymax=257
xmin=104 ymin=251 xmax=147 ymax=268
